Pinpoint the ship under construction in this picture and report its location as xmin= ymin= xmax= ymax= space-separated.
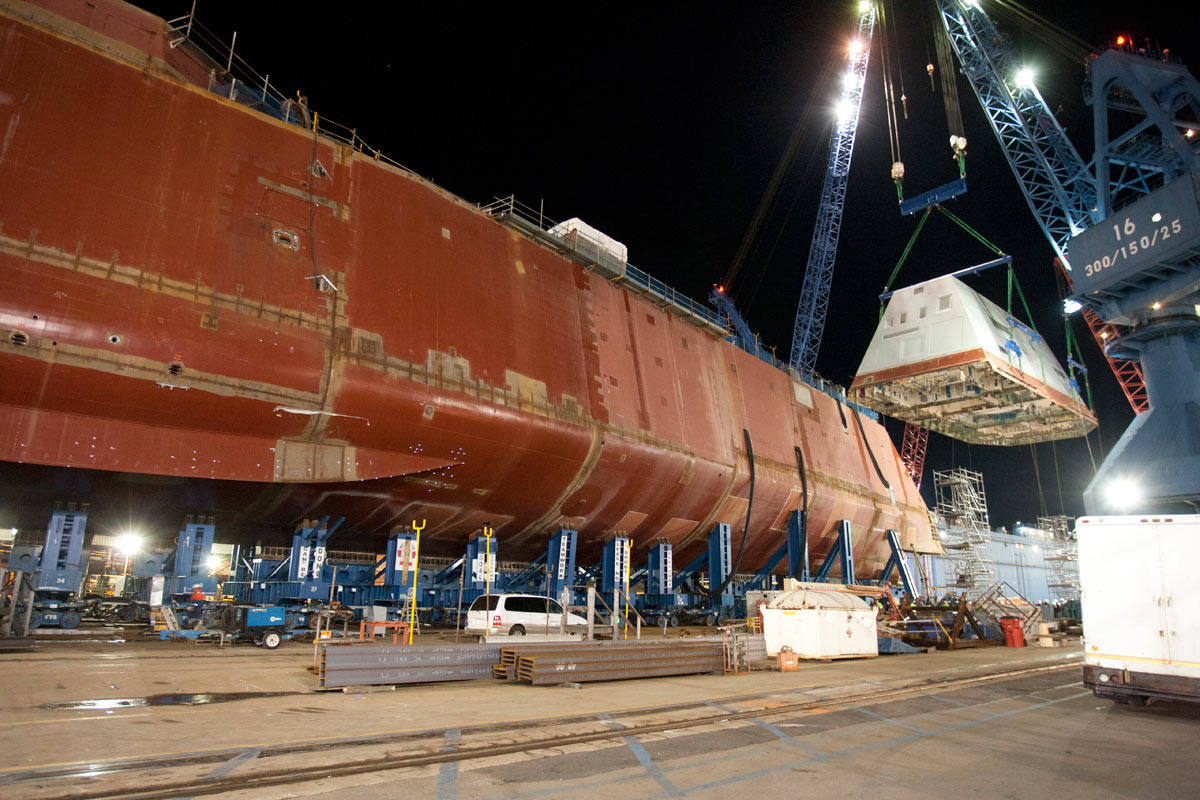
xmin=0 ymin=0 xmax=939 ymax=578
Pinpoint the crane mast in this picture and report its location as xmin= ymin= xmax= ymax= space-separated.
xmin=935 ymin=0 xmax=1150 ymax=416
xmin=936 ymin=0 xmax=1098 ymax=263
xmin=935 ymin=0 xmax=1200 ymax=512
xmin=789 ymin=4 xmax=876 ymax=374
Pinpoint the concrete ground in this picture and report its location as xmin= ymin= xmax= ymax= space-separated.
xmin=0 ymin=630 xmax=1197 ymax=799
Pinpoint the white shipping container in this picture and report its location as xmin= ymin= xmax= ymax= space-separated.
xmin=760 ymin=586 xmax=878 ymax=659
xmin=1077 ymin=514 xmax=1200 ymax=705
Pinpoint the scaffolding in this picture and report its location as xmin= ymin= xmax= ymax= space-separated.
xmin=933 ymin=467 xmax=995 ymax=595
xmin=1038 ymin=514 xmax=1079 ymax=600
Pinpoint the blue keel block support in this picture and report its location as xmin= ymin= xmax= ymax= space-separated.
xmin=744 ymin=543 xmax=787 ymax=593
xmin=171 ymin=516 xmax=218 ymax=595
xmin=384 ymin=526 xmax=419 ymax=588
xmin=877 ymin=529 xmax=916 ymax=597
xmin=671 ymin=551 xmax=707 ymax=594
xmin=464 ymin=531 xmax=496 ymax=593
xmin=899 ymin=177 xmax=968 ymax=216
xmin=288 ymin=516 xmax=342 ymax=584
xmin=645 ymin=540 xmax=676 ymax=605
xmin=707 ymin=522 xmax=735 ymax=608
xmin=601 ymin=535 xmax=631 ymax=595
xmin=546 ymin=529 xmax=578 ymax=600
xmin=24 ymin=506 xmax=89 ymax=593
xmin=787 ymin=509 xmax=809 ymax=582
xmin=813 ymin=519 xmax=855 ymax=584
xmin=744 ymin=508 xmax=806 ymax=592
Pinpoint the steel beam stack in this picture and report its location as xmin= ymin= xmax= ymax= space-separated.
xmin=318 ymin=643 xmax=501 ymax=689
xmin=501 ymin=641 xmax=725 ymax=685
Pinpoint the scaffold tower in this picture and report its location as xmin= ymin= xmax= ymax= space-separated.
xmin=1038 ymin=514 xmax=1079 ymax=601
xmin=933 ymin=467 xmax=994 ymax=595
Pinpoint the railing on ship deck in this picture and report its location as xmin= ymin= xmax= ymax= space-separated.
xmin=163 ymin=12 xmax=420 ymax=175
xmin=479 ymin=196 xmax=729 ymax=336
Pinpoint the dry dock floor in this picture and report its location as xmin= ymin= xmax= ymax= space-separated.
xmin=0 ymin=630 xmax=1197 ymax=799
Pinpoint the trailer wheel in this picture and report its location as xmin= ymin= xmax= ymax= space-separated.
xmin=59 ymin=611 xmax=81 ymax=629
xmin=121 ymin=604 xmax=140 ymax=623
xmin=508 ymin=624 xmax=526 ymax=636
xmin=261 ymin=629 xmax=283 ymax=650
xmin=28 ymin=612 xmax=43 ymax=630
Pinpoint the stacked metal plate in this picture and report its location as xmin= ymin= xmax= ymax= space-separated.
xmin=504 ymin=641 xmax=726 ymax=685
xmin=318 ymin=642 xmax=502 ymax=689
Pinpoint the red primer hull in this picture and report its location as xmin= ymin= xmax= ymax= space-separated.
xmin=0 ymin=0 xmax=936 ymax=572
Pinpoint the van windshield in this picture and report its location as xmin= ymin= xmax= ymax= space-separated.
xmin=468 ymin=595 xmax=500 ymax=612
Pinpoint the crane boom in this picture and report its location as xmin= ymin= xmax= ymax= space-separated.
xmin=934 ymin=0 xmax=1200 ymax=512
xmin=935 ymin=0 xmax=1149 ymax=416
xmin=936 ymin=0 xmax=1098 ymax=265
xmin=789 ymin=4 xmax=876 ymax=373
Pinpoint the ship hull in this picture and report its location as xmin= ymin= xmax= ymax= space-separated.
xmin=0 ymin=0 xmax=936 ymax=572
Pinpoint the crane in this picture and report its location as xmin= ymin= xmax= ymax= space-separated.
xmin=789 ymin=2 xmax=877 ymax=374
xmin=779 ymin=3 xmax=934 ymax=489
xmin=935 ymin=0 xmax=1150 ymax=415
xmin=708 ymin=286 xmax=773 ymax=363
xmin=934 ymin=0 xmax=1200 ymax=512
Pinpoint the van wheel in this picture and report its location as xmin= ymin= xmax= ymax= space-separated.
xmin=509 ymin=625 xmax=526 ymax=636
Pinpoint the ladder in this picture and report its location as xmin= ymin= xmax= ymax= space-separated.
xmin=975 ymin=582 xmax=1041 ymax=641
xmin=152 ymin=604 xmax=182 ymax=631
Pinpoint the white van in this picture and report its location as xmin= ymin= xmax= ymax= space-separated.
xmin=465 ymin=594 xmax=587 ymax=636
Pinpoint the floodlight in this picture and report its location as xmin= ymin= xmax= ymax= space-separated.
xmin=115 ymin=533 xmax=143 ymax=555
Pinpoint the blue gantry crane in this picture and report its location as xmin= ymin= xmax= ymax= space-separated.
xmin=934 ymin=0 xmax=1200 ymax=512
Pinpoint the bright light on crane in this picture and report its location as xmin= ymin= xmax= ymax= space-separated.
xmin=848 ymin=38 xmax=863 ymax=57
xmin=1015 ymin=67 xmax=1036 ymax=89
xmin=1104 ymin=477 xmax=1142 ymax=510
xmin=835 ymin=98 xmax=854 ymax=122
xmin=1063 ymin=298 xmax=1082 ymax=314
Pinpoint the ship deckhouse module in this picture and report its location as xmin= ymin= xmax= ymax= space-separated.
xmin=849 ymin=275 xmax=1097 ymax=445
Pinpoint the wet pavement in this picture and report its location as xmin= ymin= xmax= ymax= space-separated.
xmin=0 ymin=634 xmax=1195 ymax=798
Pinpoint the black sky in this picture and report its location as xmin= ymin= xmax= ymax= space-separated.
xmin=132 ymin=1 xmax=1199 ymax=528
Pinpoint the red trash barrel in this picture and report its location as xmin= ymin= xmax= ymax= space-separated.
xmin=1000 ymin=617 xmax=1023 ymax=647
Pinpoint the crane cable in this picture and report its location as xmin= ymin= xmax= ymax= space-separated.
xmin=933 ymin=12 xmax=965 ymax=140
xmin=886 ymin=0 xmax=908 ymax=119
xmin=877 ymin=1 xmax=903 ymax=167
xmin=991 ymin=0 xmax=1092 ymax=64
xmin=721 ymin=53 xmax=840 ymax=300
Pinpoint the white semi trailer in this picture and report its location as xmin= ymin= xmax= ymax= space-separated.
xmin=1077 ymin=515 xmax=1200 ymax=705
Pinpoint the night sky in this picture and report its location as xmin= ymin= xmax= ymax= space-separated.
xmin=133 ymin=1 xmax=1198 ymax=529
